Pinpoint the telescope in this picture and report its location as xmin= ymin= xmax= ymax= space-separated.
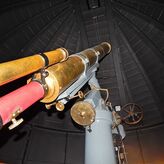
xmin=0 ymin=42 xmax=126 ymax=164
xmin=0 ymin=42 xmax=111 ymax=129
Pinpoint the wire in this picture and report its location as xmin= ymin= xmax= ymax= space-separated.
xmin=87 ymin=84 xmax=110 ymax=104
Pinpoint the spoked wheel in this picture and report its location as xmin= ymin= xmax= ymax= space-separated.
xmin=122 ymin=103 xmax=143 ymax=125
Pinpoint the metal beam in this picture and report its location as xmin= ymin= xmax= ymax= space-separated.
xmin=113 ymin=1 xmax=164 ymax=32
xmin=0 ymin=1 xmax=70 ymax=43
xmin=117 ymin=25 xmax=164 ymax=118
xmin=44 ymin=10 xmax=74 ymax=51
xmin=113 ymin=6 xmax=164 ymax=63
xmin=71 ymin=0 xmax=89 ymax=50
xmin=104 ymin=0 xmax=127 ymax=105
xmin=20 ymin=6 xmax=70 ymax=55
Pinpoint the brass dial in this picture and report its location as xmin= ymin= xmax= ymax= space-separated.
xmin=70 ymin=101 xmax=96 ymax=126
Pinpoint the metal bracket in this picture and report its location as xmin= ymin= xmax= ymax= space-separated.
xmin=45 ymin=91 xmax=84 ymax=111
xmin=31 ymin=68 xmax=49 ymax=94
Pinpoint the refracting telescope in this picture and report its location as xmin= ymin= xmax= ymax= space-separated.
xmin=0 ymin=42 xmax=111 ymax=130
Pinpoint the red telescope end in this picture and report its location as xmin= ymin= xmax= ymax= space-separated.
xmin=0 ymin=81 xmax=45 ymax=127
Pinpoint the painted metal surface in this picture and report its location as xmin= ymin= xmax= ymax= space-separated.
xmin=85 ymin=106 xmax=116 ymax=164
xmin=85 ymin=75 xmax=116 ymax=164
xmin=0 ymin=81 xmax=44 ymax=126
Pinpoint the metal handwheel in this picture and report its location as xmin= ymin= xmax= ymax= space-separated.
xmin=122 ymin=103 xmax=143 ymax=125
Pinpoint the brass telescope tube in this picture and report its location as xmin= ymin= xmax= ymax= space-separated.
xmin=0 ymin=48 xmax=68 ymax=86
xmin=41 ymin=42 xmax=111 ymax=103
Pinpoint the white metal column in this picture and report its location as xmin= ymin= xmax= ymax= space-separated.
xmin=85 ymin=75 xmax=116 ymax=164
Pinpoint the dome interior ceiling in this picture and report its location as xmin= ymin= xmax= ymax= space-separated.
xmin=0 ymin=0 xmax=164 ymax=131
xmin=0 ymin=0 xmax=164 ymax=164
